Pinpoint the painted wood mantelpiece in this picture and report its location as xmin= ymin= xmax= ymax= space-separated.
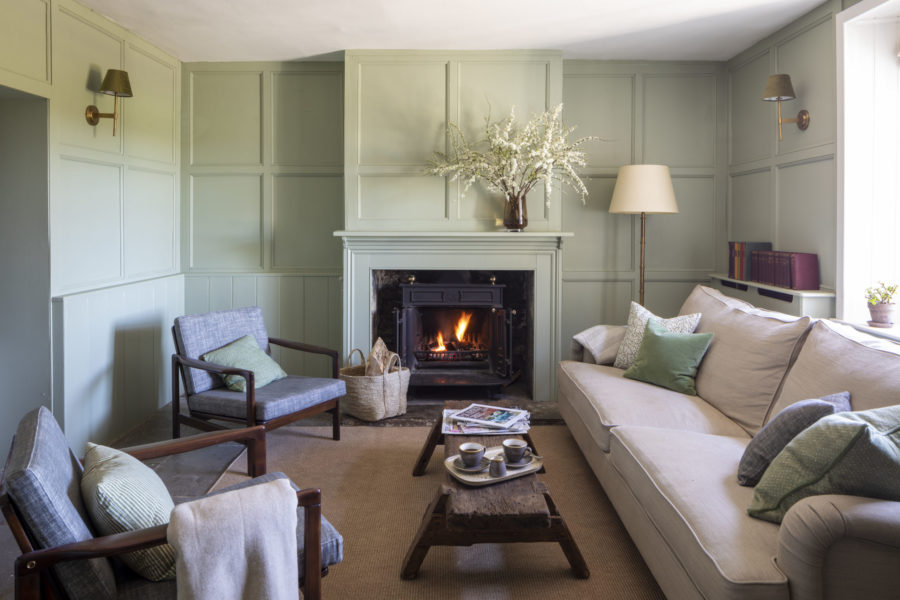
xmin=336 ymin=231 xmax=573 ymax=402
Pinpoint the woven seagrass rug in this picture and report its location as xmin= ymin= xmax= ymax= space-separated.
xmin=213 ymin=423 xmax=664 ymax=599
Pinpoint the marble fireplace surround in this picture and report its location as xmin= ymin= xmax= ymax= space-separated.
xmin=335 ymin=231 xmax=572 ymax=402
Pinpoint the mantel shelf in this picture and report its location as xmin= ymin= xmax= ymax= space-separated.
xmin=335 ymin=231 xmax=574 ymax=239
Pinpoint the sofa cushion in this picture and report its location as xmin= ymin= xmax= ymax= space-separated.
xmin=613 ymin=301 xmax=701 ymax=369
xmin=738 ymin=392 xmax=851 ymax=487
xmin=679 ymin=285 xmax=811 ymax=435
xmin=623 ymin=319 xmax=713 ymax=395
xmin=609 ymin=426 xmax=788 ymax=600
xmin=769 ymin=320 xmax=900 ymax=418
xmin=557 ymin=361 xmax=749 ymax=453
xmin=749 ymin=405 xmax=900 ymax=524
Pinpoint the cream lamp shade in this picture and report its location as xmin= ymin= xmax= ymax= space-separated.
xmin=609 ymin=165 xmax=679 ymax=215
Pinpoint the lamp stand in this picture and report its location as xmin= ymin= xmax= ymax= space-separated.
xmin=639 ymin=211 xmax=646 ymax=306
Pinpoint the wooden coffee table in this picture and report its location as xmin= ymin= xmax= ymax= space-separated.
xmin=401 ymin=401 xmax=589 ymax=580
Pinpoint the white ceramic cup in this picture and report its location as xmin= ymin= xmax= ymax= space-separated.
xmin=459 ymin=442 xmax=485 ymax=467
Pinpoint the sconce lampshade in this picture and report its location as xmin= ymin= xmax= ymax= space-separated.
xmin=609 ymin=165 xmax=679 ymax=215
xmin=761 ymin=74 xmax=796 ymax=102
xmin=99 ymin=69 xmax=133 ymax=97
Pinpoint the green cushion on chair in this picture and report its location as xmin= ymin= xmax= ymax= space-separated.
xmin=202 ymin=334 xmax=287 ymax=392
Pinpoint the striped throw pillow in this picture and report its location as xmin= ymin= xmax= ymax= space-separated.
xmin=81 ymin=443 xmax=176 ymax=581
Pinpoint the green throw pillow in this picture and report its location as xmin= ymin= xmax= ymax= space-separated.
xmin=81 ymin=443 xmax=176 ymax=581
xmin=622 ymin=319 xmax=713 ymax=395
xmin=748 ymin=405 xmax=900 ymax=523
xmin=202 ymin=334 xmax=287 ymax=392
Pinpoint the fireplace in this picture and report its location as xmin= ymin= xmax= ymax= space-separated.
xmin=371 ymin=269 xmax=533 ymax=396
xmin=396 ymin=278 xmax=513 ymax=389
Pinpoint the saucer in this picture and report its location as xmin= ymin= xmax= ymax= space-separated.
xmin=453 ymin=456 xmax=490 ymax=473
xmin=505 ymin=454 xmax=535 ymax=468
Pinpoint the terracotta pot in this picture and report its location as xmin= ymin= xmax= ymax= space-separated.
xmin=503 ymin=194 xmax=528 ymax=231
xmin=867 ymin=302 xmax=896 ymax=328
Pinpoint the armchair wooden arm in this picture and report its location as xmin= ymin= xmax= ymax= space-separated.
xmin=122 ymin=425 xmax=267 ymax=477
xmin=14 ymin=524 xmax=169 ymax=599
xmin=269 ymin=337 xmax=340 ymax=379
xmin=12 ymin=488 xmax=325 ymax=600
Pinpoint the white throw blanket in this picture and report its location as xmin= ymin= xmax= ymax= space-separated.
xmin=572 ymin=324 xmax=626 ymax=365
xmin=167 ymin=478 xmax=299 ymax=600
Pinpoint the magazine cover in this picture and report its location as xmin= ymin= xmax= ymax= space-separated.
xmin=451 ymin=403 xmax=528 ymax=429
xmin=441 ymin=410 xmax=530 ymax=435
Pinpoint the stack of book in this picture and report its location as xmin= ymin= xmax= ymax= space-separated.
xmin=750 ymin=250 xmax=819 ymax=290
xmin=441 ymin=403 xmax=530 ymax=435
xmin=728 ymin=241 xmax=772 ymax=281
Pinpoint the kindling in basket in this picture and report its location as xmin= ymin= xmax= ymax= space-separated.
xmin=339 ymin=348 xmax=410 ymax=421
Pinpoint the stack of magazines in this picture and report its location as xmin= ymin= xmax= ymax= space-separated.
xmin=441 ymin=403 xmax=530 ymax=435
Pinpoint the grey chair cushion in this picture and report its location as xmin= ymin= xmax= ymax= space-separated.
xmin=4 ymin=407 xmax=117 ymax=600
xmin=174 ymin=307 xmax=270 ymax=395
xmin=189 ymin=376 xmax=345 ymax=421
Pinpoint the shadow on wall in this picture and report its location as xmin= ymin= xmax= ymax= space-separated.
xmin=110 ymin=320 xmax=165 ymax=442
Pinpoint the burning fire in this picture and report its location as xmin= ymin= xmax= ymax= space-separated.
xmin=434 ymin=331 xmax=446 ymax=352
xmin=430 ymin=312 xmax=473 ymax=352
xmin=455 ymin=312 xmax=472 ymax=342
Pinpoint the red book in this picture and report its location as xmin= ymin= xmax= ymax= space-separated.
xmin=789 ymin=253 xmax=819 ymax=290
xmin=762 ymin=251 xmax=776 ymax=285
xmin=775 ymin=252 xmax=791 ymax=288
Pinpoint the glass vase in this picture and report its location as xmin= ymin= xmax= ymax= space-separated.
xmin=503 ymin=194 xmax=528 ymax=232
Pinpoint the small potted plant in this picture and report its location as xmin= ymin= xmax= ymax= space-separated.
xmin=865 ymin=281 xmax=898 ymax=328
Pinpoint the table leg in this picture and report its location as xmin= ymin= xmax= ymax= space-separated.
xmin=545 ymin=492 xmax=590 ymax=579
xmin=400 ymin=487 xmax=452 ymax=579
xmin=412 ymin=418 xmax=444 ymax=476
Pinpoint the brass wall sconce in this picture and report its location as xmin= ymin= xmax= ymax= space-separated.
xmin=761 ymin=74 xmax=810 ymax=141
xmin=85 ymin=69 xmax=133 ymax=136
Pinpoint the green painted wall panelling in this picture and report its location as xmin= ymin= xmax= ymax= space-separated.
xmin=560 ymin=61 xmax=728 ymax=349
xmin=182 ymin=62 xmax=344 ymax=275
xmin=344 ymin=50 xmax=563 ymax=232
xmin=0 ymin=0 xmax=183 ymax=448
xmin=728 ymin=0 xmax=842 ymax=291
xmin=0 ymin=0 xmax=50 ymax=97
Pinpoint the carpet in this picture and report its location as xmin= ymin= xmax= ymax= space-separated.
xmin=214 ymin=424 xmax=664 ymax=599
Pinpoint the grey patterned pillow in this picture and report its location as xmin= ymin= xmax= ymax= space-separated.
xmin=737 ymin=392 xmax=851 ymax=486
xmin=613 ymin=302 xmax=701 ymax=369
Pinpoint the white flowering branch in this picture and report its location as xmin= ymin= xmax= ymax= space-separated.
xmin=427 ymin=104 xmax=595 ymax=205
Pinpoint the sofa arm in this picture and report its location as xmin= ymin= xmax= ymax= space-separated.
xmin=570 ymin=324 xmax=626 ymax=364
xmin=777 ymin=494 xmax=900 ymax=600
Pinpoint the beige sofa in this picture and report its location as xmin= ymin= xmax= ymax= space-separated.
xmin=558 ymin=285 xmax=900 ymax=600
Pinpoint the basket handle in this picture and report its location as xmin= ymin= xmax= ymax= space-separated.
xmin=383 ymin=352 xmax=403 ymax=407
xmin=346 ymin=347 xmax=366 ymax=367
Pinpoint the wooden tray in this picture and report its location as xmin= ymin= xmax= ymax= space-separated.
xmin=444 ymin=446 xmax=543 ymax=486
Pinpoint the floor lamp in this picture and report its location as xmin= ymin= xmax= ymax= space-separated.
xmin=608 ymin=165 xmax=679 ymax=306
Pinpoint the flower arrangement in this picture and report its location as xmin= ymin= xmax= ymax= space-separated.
xmin=865 ymin=281 xmax=898 ymax=305
xmin=427 ymin=104 xmax=595 ymax=225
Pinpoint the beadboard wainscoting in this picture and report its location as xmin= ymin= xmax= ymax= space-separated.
xmin=52 ymin=275 xmax=184 ymax=452
xmin=185 ymin=273 xmax=343 ymax=379
xmin=338 ymin=231 xmax=569 ymax=402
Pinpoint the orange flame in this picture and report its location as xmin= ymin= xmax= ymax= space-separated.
xmin=455 ymin=312 xmax=472 ymax=342
xmin=433 ymin=331 xmax=446 ymax=352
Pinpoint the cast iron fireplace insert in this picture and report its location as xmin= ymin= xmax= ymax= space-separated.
xmin=396 ymin=277 xmax=515 ymax=390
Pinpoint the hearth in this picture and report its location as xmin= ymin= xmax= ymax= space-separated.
xmin=396 ymin=277 xmax=514 ymax=389
xmin=371 ymin=270 xmax=532 ymax=396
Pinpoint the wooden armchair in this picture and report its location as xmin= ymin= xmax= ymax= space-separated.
xmin=171 ymin=307 xmax=344 ymax=473
xmin=1 ymin=407 xmax=342 ymax=600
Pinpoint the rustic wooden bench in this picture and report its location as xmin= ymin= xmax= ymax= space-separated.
xmin=401 ymin=401 xmax=589 ymax=580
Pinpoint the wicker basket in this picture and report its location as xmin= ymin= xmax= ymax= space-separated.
xmin=339 ymin=348 xmax=409 ymax=421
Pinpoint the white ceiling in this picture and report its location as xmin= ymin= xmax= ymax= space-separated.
xmin=77 ymin=0 xmax=826 ymax=63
